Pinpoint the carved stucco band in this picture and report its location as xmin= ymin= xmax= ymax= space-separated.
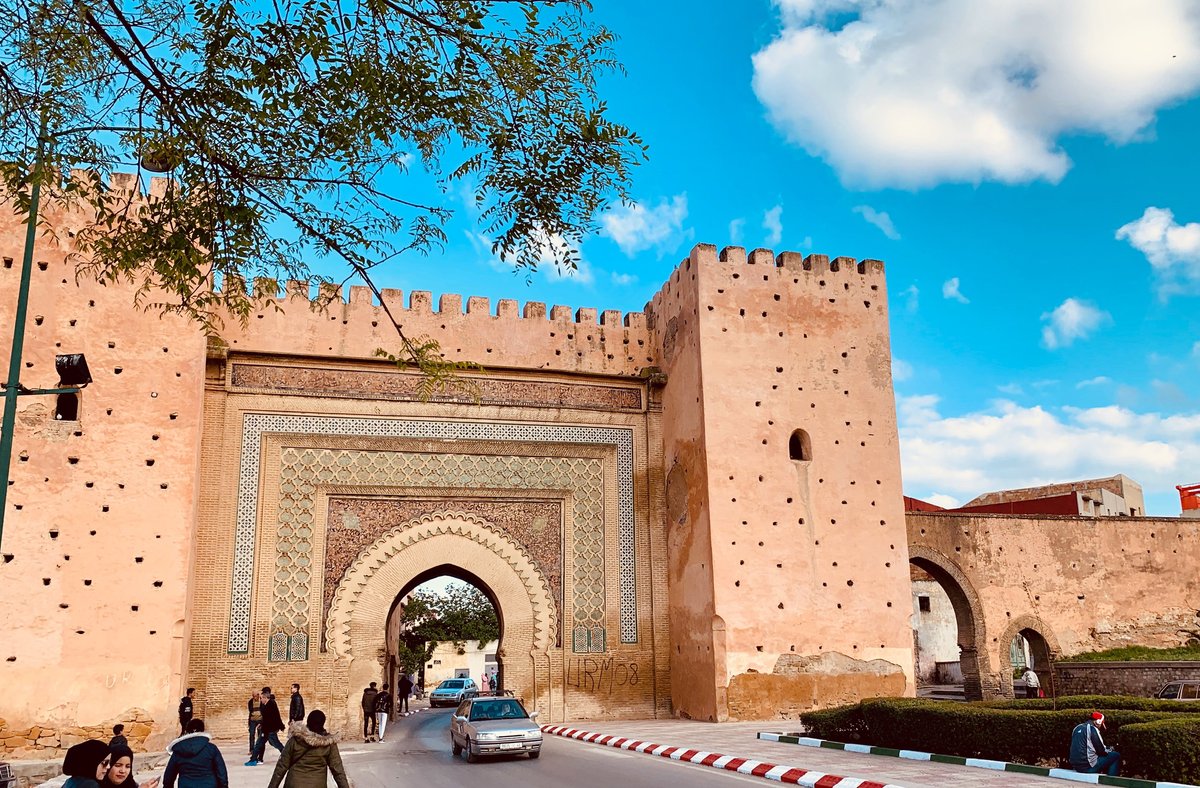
xmin=230 ymin=414 xmax=636 ymax=653
xmin=326 ymin=511 xmax=558 ymax=658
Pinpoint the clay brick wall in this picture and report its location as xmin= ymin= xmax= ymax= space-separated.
xmin=909 ymin=512 xmax=1200 ymax=699
xmin=0 ymin=191 xmax=207 ymax=756
xmin=649 ymin=245 xmax=914 ymax=721
xmin=1053 ymin=662 xmax=1200 ymax=698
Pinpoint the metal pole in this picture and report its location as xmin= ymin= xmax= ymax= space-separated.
xmin=0 ymin=124 xmax=47 ymax=551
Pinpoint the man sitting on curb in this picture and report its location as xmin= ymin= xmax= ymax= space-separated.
xmin=1070 ymin=712 xmax=1120 ymax=776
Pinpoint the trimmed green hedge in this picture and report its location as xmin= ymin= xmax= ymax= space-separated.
xmin=1121 ymin=717 xmax=1200 ymax=784
xmin=800 ymin=698 xmax=1200 ymax=781
xmin=979 ymin=694 xmax=1200 ymax=713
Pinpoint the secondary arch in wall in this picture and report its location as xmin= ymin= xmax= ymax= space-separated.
xmin=996 ymin=614 xmax=1062 ymax=699
xmin=326 ymin=511 xmax=557 ymax=722
xmin=908 ymin=545 xmax=992 ymax=701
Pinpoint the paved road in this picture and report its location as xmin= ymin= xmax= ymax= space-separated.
xmin=341 ymin=708 xmax=765 ymax=788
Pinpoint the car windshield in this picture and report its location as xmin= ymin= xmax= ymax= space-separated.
xmin=468 ymin=699 xmax=528 ymax=722
xmin=439 ymin=680 xmax=465 ymax=689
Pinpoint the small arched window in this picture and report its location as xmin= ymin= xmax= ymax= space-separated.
xmin=55 ymin=393 xmax=79 ymax=421
xmin=789 ymin=429 xmax=812 ymax=462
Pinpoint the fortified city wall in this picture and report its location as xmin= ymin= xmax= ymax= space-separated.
xmin=0 ymin=174 xmax=919 ymax=753
xmin=0 ymin=185 xmax=207 ymax=756
xmin=647 ymin=245 xmax=913 ymax=721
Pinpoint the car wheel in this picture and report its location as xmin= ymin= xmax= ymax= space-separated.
xmin=465 ymin=742 xmax=479 ymax=764
xmin=452 ymin=738 xmax=462 ymax=757
xmin=529 ymin=750 xmax=540 ymax=760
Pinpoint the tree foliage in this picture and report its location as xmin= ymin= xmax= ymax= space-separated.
xmin=396 ymin=583 xmax=499 ymax=672
xmin=0 ymin=0 xmax=643 ymax=371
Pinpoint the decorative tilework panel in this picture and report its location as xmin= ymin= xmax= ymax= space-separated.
xmin=229 ymin=415 xmax=637 ymax=653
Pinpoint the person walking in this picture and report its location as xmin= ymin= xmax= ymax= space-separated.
xmin=178 ymin=688 xmax=195 ymax=735
xmin=1021 ymin=667 xmax=1041 ymax=699
xmin=1070 ymin=712 xmax=1121 ymax=776
xmin=62 ymin=740 xmax=112 ymax=788
xmin=289 ymin=684 xmax=305 ymax=724
xmin=246 ymin=688 xmax=286 ymax=766
xmin=104 ymin=744 xmax=160 ymax=788
xmin=360 ymin=683 xmax=378 ymax=742
xmin=373 ymin=684 xmax=392 ymax=742
xmin=265 ymin=711 xmax=349 ymax=788
xmin=108 ymin=725 xmax=128 ymax=750
xmin=246 ymin=690 xmax=262 ymax=757
xmin=396 ymin=673 xmax=413 ymax=715
xmin=480 ymin=671 xmax=490 ymax=696
xmin=163 ymin=720 xmax=228 ymax=788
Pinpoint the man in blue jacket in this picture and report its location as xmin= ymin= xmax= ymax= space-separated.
xmin=164 ymin=719 xmax=228 ymax=788
xmin=1070 ymin=712 xmax=1120 ymax=776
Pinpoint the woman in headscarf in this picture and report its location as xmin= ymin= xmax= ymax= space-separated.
xmin=266 ymin=711 xmax=349 ymax=788
xmin=62 ymin=740 xmax=112 ymax=788
xmin=104 ymin=744 xmax=161 ymax=788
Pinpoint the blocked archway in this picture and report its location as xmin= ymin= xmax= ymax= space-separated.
xmin=997 ymin=614 xmax=1062 ymax=699
xmin=326 ymin=511 xmax=557 ymax=725
xmin=908 ymin=545 xmax=993 ymax=701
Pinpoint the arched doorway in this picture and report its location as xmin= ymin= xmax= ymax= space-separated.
xmin=325 ymin=512 xmax=557 ymax=728
xmin=384 ymin=567 xmax=503 ymax=700
xmin=997 ymin=615 xmax=1061 ymax=699
xmin=908 ymin=546 xmax=992 ymax=701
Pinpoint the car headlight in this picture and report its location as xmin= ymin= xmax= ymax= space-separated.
xmin=475 ymin=732 xmax=497 ymax=741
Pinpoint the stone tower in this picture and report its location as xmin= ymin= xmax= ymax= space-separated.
xmin=649 ymin=244 xmax=913 ymax=721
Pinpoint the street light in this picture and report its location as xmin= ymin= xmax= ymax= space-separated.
xmin=0 ymin=128 xmax=92 ymax=551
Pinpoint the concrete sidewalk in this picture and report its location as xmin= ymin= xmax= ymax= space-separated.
xmin=544 ymin=719 xmax=1069 ymax=788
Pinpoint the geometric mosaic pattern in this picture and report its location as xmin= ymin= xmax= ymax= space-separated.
xmin=272 ymin=448 xmax=603 ymax=657
xmin=230 ymin=415 xmax=637 ymax=653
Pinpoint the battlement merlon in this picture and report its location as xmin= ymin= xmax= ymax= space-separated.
xmin=645 ymin=244 xmax=887 ymax=319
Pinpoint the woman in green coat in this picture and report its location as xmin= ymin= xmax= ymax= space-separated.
xmin=266 ymin=711 xmax=349 ymax=788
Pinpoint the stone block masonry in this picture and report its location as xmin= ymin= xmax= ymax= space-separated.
xmin=1053 ymin=662 xmax=1200 ymax=698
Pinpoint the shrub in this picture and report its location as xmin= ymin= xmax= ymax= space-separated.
xmin=978 ymin=694 xmax=1200 ymax=714
xmin=1121 ymin=717 xmax=1200 ymax=783
xmin=1058 ymin=644 xmax=1200 ymax=662
xmin=800 ymin=698 xmax=1199 ymax=779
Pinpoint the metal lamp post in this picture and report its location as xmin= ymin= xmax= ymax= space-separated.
xmin=0 ymin=129 xmax=92 ymax=551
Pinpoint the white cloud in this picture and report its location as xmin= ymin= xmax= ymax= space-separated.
xmin=942 ymin=277 xmax=969 ymax=304
xmin=900 ymin=284 xmax=919 ymax=313
xmin=601 ymin=194 xmax=690 ymax=257
xmin=892 ymin=357 xmax=913 ymax=382
xmin=729 ymin=218 xmax=746 ymax=244
xmin=610 ymin=272 xmax=637 ymax=286
xmin=1040 ymin=297 xmax=1110 ymax=349
xmin=997 ymin=383 xmax=1024 ymax=396
xmin=1116 ymin=207 xmax=1200 ymax=298
xmin=764 ymin=204 xmax=784 ymax=246
xmin=898 ymin=395 xmax=1199 ymax=514
xmin=469 ymin=229 xmax=593 ymax=285
xmin=1076 ymin=376 xmax=1112 ymax=389
xmin=853 ymin=205 xmax=900 ymax=240
xmin=924 ymin=493 xmax=962 ymax=509
xmin=1194 ymin=341 xmax=1200 ymax=359
xmin=752 ymin=1 xmax=1200 ymax=188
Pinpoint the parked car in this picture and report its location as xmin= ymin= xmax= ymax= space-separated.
xmin=429 ymin=677 xmax=478 ymax=707
xmin=1155 ymin=681 xmax=1200 ymax=700
xmin=449 ymin=696 xmax=542 ymax=762
xmin=1 ymin=760 xmax=15 ymax=788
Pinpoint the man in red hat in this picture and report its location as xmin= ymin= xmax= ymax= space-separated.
xmin=1069 ymin=712 xmax=1120 ymax=775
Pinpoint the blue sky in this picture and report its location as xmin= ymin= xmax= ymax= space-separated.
xmin=374 ymin=1 xmax=1200 ymax=516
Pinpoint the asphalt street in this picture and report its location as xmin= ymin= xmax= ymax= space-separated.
xmin=341 ymin=708 xmax=766 ymax=788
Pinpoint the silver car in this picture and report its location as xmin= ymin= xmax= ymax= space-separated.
xmin=429 ymin=677 xmax=478 ymax=707
xmin=450 ymin=696 xmax=543 ymax=761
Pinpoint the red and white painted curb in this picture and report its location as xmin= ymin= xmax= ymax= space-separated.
xmin=540 ymin=725 xmax=906 ymax=788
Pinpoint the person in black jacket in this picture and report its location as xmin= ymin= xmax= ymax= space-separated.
xmin=178 ymin=689 xmax=195 ymax=735
xmin=163 ymin=720 xmax=227 ymax=788
xmin=246 ymin=687 xmax=286 ymax=766
xmin=108 ymin=725 xmax=128 ymax=750
xmin=289 ymin=684 xmax=305 ymax=724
